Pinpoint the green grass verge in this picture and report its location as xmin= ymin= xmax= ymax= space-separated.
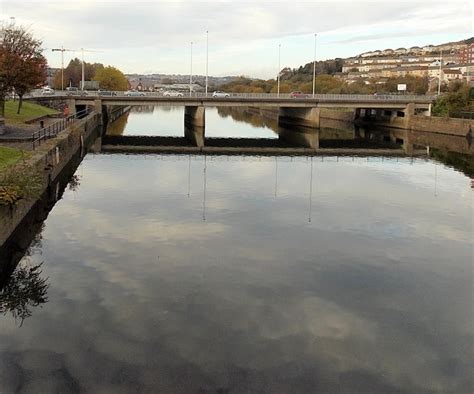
xmin=0 ymin=146 xmax=27 ymax=171
xmin=4 ymin=100 xmax=59 ymax=124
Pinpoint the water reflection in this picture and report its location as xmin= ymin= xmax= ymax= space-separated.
xmin=0 ymin=260 xmax=49 ymax=326
xmin=0 ymin=153 xmax=472 ymax=393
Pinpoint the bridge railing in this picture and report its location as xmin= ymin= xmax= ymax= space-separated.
xmin=32 ymin=108 xmax=91 ymax=150
xmin=27 ymin=91 xmax=435 ymax=102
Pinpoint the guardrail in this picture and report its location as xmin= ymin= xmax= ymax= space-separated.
xmin=32 ymin=108 xmax=91 ymax=150
xmin=27 ymin=91 xmax=435 ymax=102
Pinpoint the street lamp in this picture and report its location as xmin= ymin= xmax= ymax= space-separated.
xmin=277 ymin=43 xmax=281 ymax=98
xmin=81 ymin=48 xmax=85 ymax=90
xmin=190 ymin=41 xmax=193 ymax=96
xmin=205 ymin=31 xmax=209 ymax=96
xmin=437 ymin=49 xmax=443 ymax=96
xmin=312 ymin=34 xmax=317 ymax=98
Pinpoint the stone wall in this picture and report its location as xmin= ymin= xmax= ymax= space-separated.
xmin=0 ymin=112 xmax=101 ymax=246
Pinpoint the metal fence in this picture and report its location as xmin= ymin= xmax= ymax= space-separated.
xmin=28 ymin=90 xmax=435 ymax=103
xmin=32 ymin=108 xmax=91 ymax=150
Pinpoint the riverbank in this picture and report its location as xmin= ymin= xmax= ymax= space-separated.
xmin=3 ymin=100 xmax=60 ymax=125
xmin=0 ymin=111 xmax=101 ymax=246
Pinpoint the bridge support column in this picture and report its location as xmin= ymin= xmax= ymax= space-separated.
xmin=403 ymin=103 xmax=415 ymax=129
xmin=184 ymin=106 xmax=205 ymax=147
xmin=354 ymin=108 xmax=361 ymax=120
xmin=278 ymin=107 xmax=320 ymax=129
xmin=66 ymin=99 xmax=77 ymax=115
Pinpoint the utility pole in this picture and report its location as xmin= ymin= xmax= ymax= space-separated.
xmin=437 ymin=49 xmax=443 ymax=96
xmin=190 ymin=41 xmax=193 ymax=96
xmin=206 ymin=31 xmax=209 ymax=96
xmin=312 ymin=34 xmax=317 ymax=98
xmin=51 ymin=47 xmax=102 ymax=90
xmin=51 ymin=46 xmax=68 ymax=90
xmin=277 ymin=43 xmax=281 ymax=98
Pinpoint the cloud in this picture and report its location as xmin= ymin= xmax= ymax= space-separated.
xmin=2 ymin=0 xmax=472 ymax=76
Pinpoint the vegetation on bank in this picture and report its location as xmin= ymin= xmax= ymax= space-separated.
xmin=431 ymin=83 xmax=473 ymax=117
xmin=0 ymin=147 xmax=42 ymax=206
xmin=220 ymin=74 xmax=431 ymax=95
xmin=4 ymin=100 xmax=59 ymax=124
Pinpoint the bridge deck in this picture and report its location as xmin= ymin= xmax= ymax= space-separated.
xmin=31 ymin=94 xmax=433 ymax=109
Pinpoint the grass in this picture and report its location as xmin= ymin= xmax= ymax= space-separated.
xmin=4 ymin=100 xmax=59 ymax=124
xmin=0 ymin=146 xmax=27 ymax=171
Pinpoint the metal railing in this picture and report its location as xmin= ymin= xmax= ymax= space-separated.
xmin=27 ymin=90 xmax=435 ymax=103
xmin=32 ymin=108 xmax=91 ymax=150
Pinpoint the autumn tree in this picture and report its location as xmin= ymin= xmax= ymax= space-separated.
xmin=52 ymin=58 xmax=104 ymax=89
xmin=0 ymin=24 xmax=47 ymax=115
xmin=93 ymin=66 xmax=128 ymax=90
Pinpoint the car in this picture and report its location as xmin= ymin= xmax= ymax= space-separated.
xmin=289 ymin=91 xmax=309 ymax=99
xmin=124 ymin=90 xmax=146 ymax=97
xmin=212 ymin=91 xmax=230 ymax=98
xmin=98 ymin=90 xmax=117 ymax=96
xmin=66 ymin=87 xmax=88 ymax=96
xmin=163 ymin=91 xmax=183 ymax=97
xmin=41 ymin=87 xmax=55 ymax=95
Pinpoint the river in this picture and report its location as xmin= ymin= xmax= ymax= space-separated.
xmin=0 ymin=106 xmax=472 ymax=393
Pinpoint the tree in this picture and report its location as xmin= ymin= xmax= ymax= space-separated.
xmin=93 ymin=66 xmax=128 ymax=90
xmin=52 ymin=58 xmax=104 ymax=89
xmin=0 ymin=24 xmax=47 ymax=115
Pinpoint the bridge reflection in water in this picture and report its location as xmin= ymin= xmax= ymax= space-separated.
xmin=100 ymin=106 xmax=473 ymax=174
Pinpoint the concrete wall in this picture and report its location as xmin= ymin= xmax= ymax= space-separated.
xmin=0 ymin=112 xmax=101 ymax=246
xmin=409 ymin=116 xmax=473 ymax=136
xmin=357 ymin=108 xmax=473 ymax=137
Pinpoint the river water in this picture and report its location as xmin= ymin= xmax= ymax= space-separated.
xmin=0 ymin=107 xmax=472 ymax=393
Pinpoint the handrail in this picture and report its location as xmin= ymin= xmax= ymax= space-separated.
xmin=27 ymin=91 xmax=435 ymax=102
xmin=32 ymin=108 xmax=91 ymax=150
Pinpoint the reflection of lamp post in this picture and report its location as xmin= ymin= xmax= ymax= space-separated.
xmin=202 ymin=155 xmax=207 ymax=221
xmin=308 ymin=156 xmax=313 ymax=222
xmin=274 ymin=156 xmax=278 ymax=197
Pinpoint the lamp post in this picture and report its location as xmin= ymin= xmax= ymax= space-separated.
xmin=205 ymin=31 xmax=209 ymax=96
xmin=312 ymin=34 xmax=317 ymax=98
xmin=81 ymin=48 xmax=85 ymax=91
xmin=437 ymin=49 xmax=443 ymax=96
xmin=277 ymin=43 xmax=281 ymax=98
xmin=51 ymin=46 xmax=65 ymax=91
xmin=190 ymin=41 xmax=193 ymax=96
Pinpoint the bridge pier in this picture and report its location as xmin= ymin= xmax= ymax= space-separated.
xmin=184 ymin=106 xmax=205 ymax=147
xmin=279 ymin=126 xmax=319 ymax=149
xmin=403 ymin=103 xmax=415 ymax=129
xmin=278 ymin=107 xmax=320 ymax=129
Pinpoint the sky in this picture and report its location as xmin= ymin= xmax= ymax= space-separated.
xmin=1 ymin=0 xmax=472 ymax=79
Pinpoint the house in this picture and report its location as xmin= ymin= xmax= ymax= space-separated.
xmin=443 ymin=69 xmax=463 ymax=81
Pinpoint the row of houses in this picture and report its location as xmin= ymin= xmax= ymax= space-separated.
xmin=340 ymin=43 xmax=474 ymax=86
xmin=359 ymin=42 xmax=468 ymax=58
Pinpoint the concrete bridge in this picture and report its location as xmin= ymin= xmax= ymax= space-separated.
xmin=28 ymin=93 xmax=434 ymax=148
xmin=55 ymin=94 xmax=432 ymax=142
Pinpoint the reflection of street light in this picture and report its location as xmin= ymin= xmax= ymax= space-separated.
xmin=312 ymin=33 xmax=317 ymax=98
